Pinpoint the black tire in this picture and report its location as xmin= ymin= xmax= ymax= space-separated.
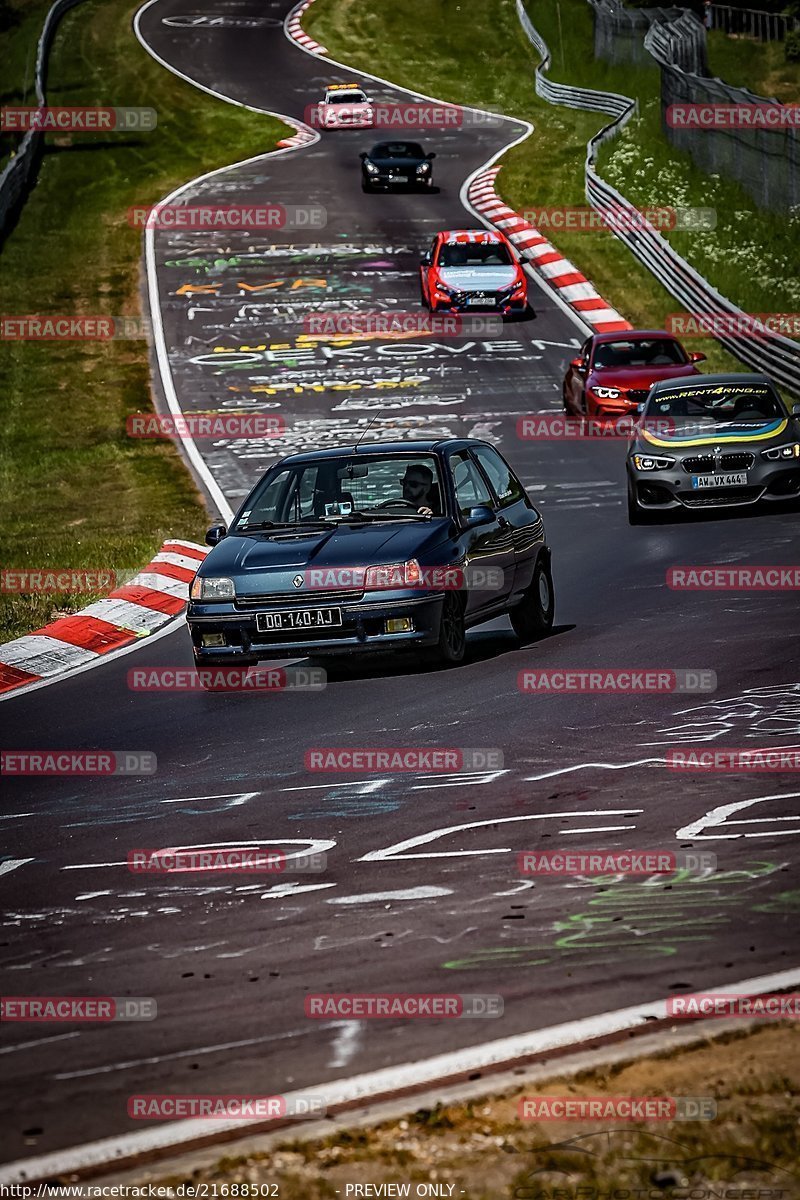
xmin=427 ymin=592 xmax=466 ymax=666
xmin=510 ymin=557 xmax=555 ymax=642
xmin=361 ymin=180 xmax=373 ymax=193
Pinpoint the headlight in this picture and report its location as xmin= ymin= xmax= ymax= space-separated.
xmin=190 ymin=576 xmax=235 ymax=601
xmin=435 ymin=281 xmax=455 ymax=297
xmin=632 ymin=454 xmax=675 ymax=471
xmin=365 ymin=161 xmax=379 ymax=174
xmin=416 ymin=162 xmax=430 ymax=174
xmin=761 ymin=443 xmax=800 ymax=460
xmin=501 ymin=279 xmax=525 ymax=296
xmin=592 ymin=386 xmax=622 ymax=399
xmin=364 ymin=559 xmax=422 ymax=589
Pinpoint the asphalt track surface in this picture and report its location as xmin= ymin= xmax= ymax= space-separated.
xmin=2 ymin=0 xmax=800 ymax=1167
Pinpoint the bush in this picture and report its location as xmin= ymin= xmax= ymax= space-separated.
xmin=785 ymin=29 xmax=800 ymax=61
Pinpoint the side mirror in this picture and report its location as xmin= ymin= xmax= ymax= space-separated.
xmin=359 ymin=151 xmax=367 ymax=160
xmin=427 ymin=151 xmax=436 ymax=159
xmin=689 ymin=351 xmax=706 ymax=363
xmin=421 ymin=252 xmax=432 ymax=265
xmin=570 ymin=356 xmax=586 ymax=372
xmin=463 ymin=504 xmax=495 ymax=530
xmin=792 ymin=404 xmax=800 ymax=416
xmin=205 ymin=524 xmax=227 ymax=546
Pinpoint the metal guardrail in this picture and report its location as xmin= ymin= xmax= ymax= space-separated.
xmin=516 ymin=0 xmax=800 ymax=396
xmin=589 ymin=0 xmax=797 ymax=211
xmin=708 ymin=4 xmax=797 ymax=42
xmin=0 ymin=0 xmax=86 ymax=236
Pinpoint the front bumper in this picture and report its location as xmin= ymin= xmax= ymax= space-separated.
xmin=627 ymin=458 xmax=800 ymax=511
xmin=363 ymin=170 xmax=431 ymax=188
xmin=431 ymin=291 xmax=527 ymax=317
xmin=187 ymin=591 xmax=444 ymax=662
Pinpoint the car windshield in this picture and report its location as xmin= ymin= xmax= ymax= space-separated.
xmin=328 ymin=91 xmax=367 ymax=104
xmin=644 ymin=383 xmax=787 ymax=425
xmin=371 ymin=142 xmax=424 ymax=158
xmin=437 ymin=241 xmax=511 ymax=267
xmin=593 ymin=338 xmax=687 ymax=367
xmin=232 ymin=454 xmax=445 ymax=530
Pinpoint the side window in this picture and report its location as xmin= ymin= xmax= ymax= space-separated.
xmin=448 ymin=450 xmax=493 ymax=516
xmin=472 ymin=446 xmax=525 ymax=509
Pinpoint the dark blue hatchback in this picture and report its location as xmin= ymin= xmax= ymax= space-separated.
xmin=187 ymin=439 xmax=554 ymax=669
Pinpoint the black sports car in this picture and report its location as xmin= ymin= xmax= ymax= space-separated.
xmin=187 ymin=439 xmax=553 ymax=671
xmin=627 ymin=372 xmax=800 ymax=523
xmin=360 ymin=141 xmax=435 ymax=191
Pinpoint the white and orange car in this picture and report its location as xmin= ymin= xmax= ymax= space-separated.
xmin=315 ymin=83 xmax=375 ymax=130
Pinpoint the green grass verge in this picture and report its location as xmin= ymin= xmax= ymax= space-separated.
xmin=707 ymin=27 xmax=800 ymax=103
xmin=0 ymin=0 xmax=290 ymax=642
xmin=305 ymin=0 xmax=798 ymax=383
xmin=0 ymin=0 xmax=52 ymax=170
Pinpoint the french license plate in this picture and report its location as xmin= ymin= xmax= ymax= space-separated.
xmin=256 ymin=608 xmax=343 ymax=633
xmin=691 ymin=472 xmax=748 ymax=489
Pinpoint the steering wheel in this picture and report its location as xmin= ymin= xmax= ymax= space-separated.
xmin=375 ymin=498 xmax=419 ymax=509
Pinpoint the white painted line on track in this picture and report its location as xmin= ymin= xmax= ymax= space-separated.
xmin=3 ymin=965 xmax=799 ymax=1184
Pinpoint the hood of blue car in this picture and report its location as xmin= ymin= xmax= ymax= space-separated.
xmin=200 ymin=520 xmax=451 ymax=592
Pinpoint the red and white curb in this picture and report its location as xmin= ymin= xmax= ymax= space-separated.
xmin=469 ymin=167 xmax=632 ymax=333
xmin=286 ymin=0 xmax=327 ymax=56
xmin=0 ymin=540 xmax=207 ymax=698
xmin=277 ymin=117 xmax=318 ymax=149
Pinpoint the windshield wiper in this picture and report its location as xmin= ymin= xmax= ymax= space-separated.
xmin=234 ymin=519 xmax=332 ymax=533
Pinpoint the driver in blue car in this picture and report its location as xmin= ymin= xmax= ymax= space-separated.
xmin=402 ymin=464 xmax=438 ymax=516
